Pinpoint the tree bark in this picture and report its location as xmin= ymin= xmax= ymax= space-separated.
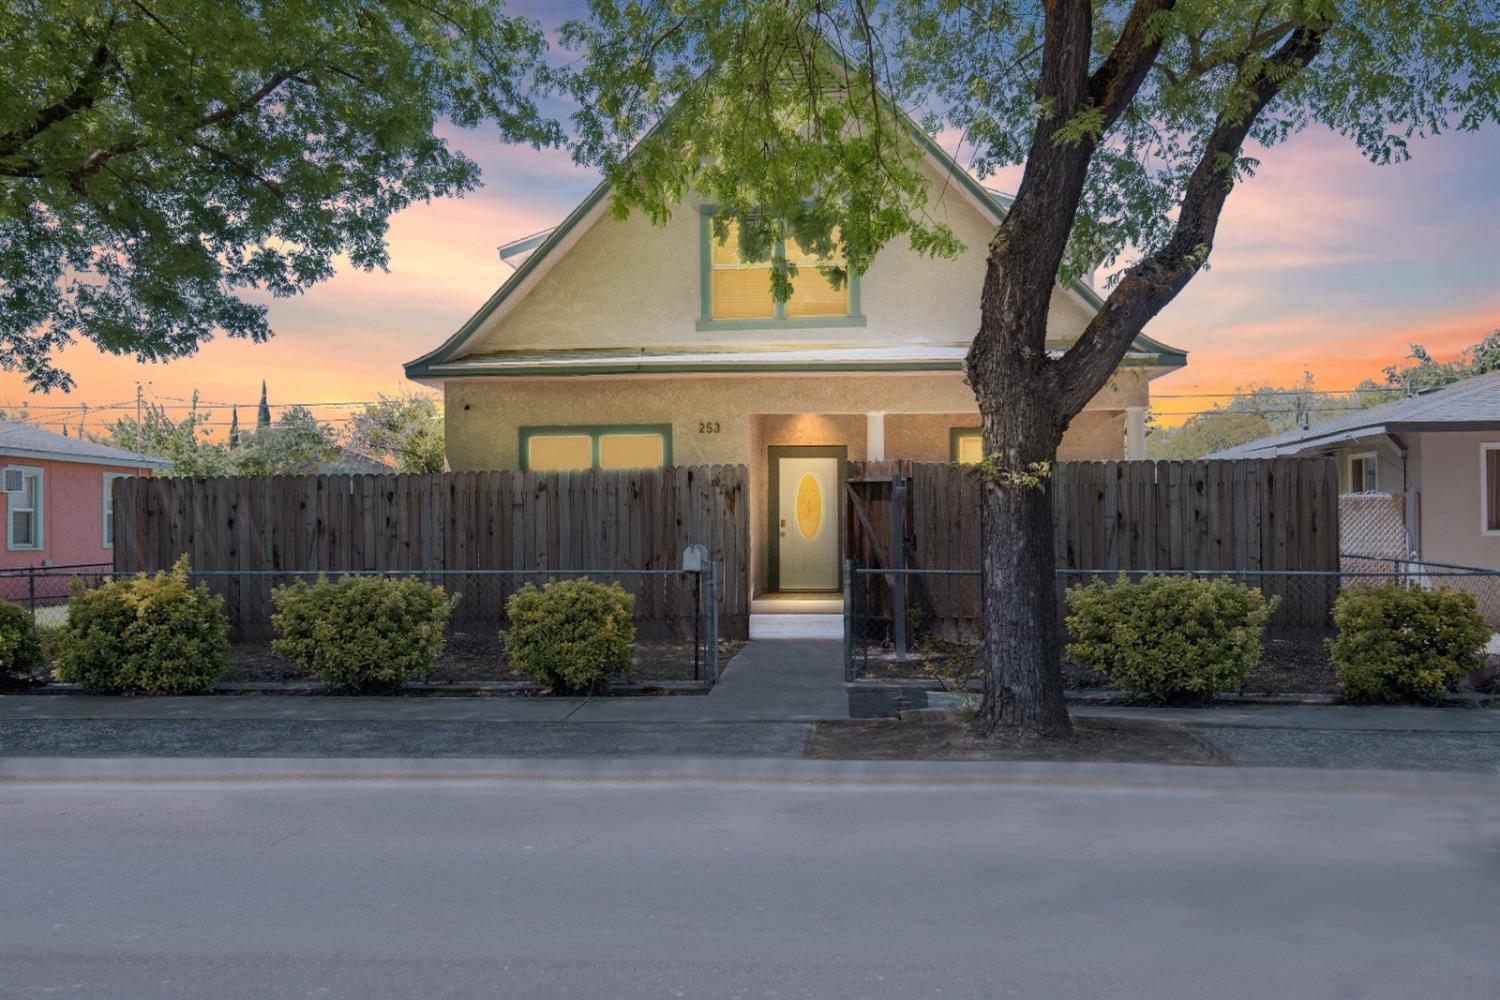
xmin=973 ymin=391 xmax=1071 ymax=737
xmin=967 ymin=235 xmax=1072 ymax=736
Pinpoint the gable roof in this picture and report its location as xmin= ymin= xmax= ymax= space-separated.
xmin=0 ymin=421 xmax=171 ymax=469
xmin=1208 ymin=370 xmax=1500 ymax=458
xmin=406 ymin=135 xmax=1188 ymax=382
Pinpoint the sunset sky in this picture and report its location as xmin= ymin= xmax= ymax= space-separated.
xmin=3 ymin=6 xmax=1497 ymax=434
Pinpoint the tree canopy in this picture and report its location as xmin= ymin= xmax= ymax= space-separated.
xmin=0 ymin=0 xmax=560 ymax=390
xmin=563 ymin=1 xmax=1498 ymax=300
xmin=350 ymin=393 xmax=445 ymax=474
xmin=92 ymin=392 xmax=338 ymax=477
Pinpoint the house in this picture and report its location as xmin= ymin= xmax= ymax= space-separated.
xmin=1208 ymin=371 xmax=1500 ymax=569
xmin=0 ymin=421 xmax=167 ymax=570
xmin=317 ymin=446 xmax=394 ymax=475
xmin=405 ymin=134 xmax=1187 ymax=610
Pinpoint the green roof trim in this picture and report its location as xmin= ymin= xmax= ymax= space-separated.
xmin=405 ymin=180 xmax=612 ymax=378
xmin=419 ymin=353 xmax=1173 ymax=379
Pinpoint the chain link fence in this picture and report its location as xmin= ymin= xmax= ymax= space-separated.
xmin=0 ymin=564 xmax=727 ymax=685
xmin=846 ymin=560 xmax=1500 ymax=682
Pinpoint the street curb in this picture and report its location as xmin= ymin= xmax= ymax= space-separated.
xmin=4 ymin=755 xmax=1497 ymax=792
xmin=13 ymin=679 xmax=713 ymax=698
xmin=848 ymin=679 xmax=1499 ymax=708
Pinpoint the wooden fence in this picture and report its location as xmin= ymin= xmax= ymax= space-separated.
xmin=112 ymin=467 xmax=750 ymax=640
xmin=848 ymin=458 xmax=1341 ymax=633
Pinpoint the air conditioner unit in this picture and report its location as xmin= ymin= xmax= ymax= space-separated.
xmin=2 ymin=467 xmax=24 ymax=494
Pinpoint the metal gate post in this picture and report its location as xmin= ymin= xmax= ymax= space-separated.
xmin=692 ymin=569 xmax=701 ymax=681
xmin=705 ymin=559 xmax=719 ymax=684
xmin=842 ymin=558 xmax=854 ymax=682
xmin=891 ymin=476 xmax=907 ymax=664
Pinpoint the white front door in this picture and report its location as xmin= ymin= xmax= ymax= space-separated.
xmin=775 ymin=454 xmax=840 ymax=590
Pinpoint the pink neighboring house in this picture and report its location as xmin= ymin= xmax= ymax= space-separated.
xmin=0 ymin=420 xmax=168 ymax=570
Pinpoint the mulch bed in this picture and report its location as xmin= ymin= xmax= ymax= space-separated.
xmin=227 ymin=631 xmax=746 ymax=685
xmin=808 ymin=718 xmax=1226 ymax=764
xmin=858 ymin=635 xmax=1339 ymax=694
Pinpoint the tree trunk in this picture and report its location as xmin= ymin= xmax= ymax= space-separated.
xmin=972 ymin=391 xmax=1072 ymax=737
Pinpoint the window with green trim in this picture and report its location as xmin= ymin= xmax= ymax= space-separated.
xmin=700 ymin=213 xmax=860 ymax=327
xmin=520 ymin=425 xmax=672 ymax=471
xmin=951 ymin=428 xmax=983 ymax=465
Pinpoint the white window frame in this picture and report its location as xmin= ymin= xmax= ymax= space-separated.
xmin=1481 ymin=444 xmax=1500 ymax=537
xmin=6 ymin=465 xmax=43 ymax=551
xmin=1348 ymin=452 xmax=1378 ymax=494
xmin=102 ymin=472 xmax=128 ymax=549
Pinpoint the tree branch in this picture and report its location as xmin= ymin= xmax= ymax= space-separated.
xmin=0 ymin=23 xmax=116 ymax=157
xmin=1087 ymin=0 xmax=1177 ymax=130
xmin=66 ymin=70 xmax=297 ymax=183
xmin=1052 ymin=25 xmax=1327 ymax=417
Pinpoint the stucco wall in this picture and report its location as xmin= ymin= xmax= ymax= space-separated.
xmin=444 ymin=370 xmax=1151 ymax=471
xmin=0 ymin=458 xmax=153 ymax=571
xmin=464 ymin=158 xmax=1097 ymax=356
xmin=1416 ymin=430 xmax=1500 ymax=568
xmin=1329 ymin=440 xmax=1404 ymax=495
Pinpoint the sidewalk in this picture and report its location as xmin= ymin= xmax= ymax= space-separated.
xmin=0 ymin=639 xmax=850 ymax=724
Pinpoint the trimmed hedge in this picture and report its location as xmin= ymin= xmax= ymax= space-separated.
xmin=503 ymin=578 xmax=635 ymax=693
xmin=1329 ymin=583 xmax=1490 ymax=702
xmin=1065 ymin=574 xmax=1276 ymax=703
xmin=51 ymin=556 xmax=229 ymax=693
xmin=271 ymin=575 xmax=458 ymax=690
xmin=0 ymin=599 xmax=43 ymax=682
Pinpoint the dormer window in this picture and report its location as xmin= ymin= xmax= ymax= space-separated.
xmin=698 ymin=211 xmax=863 ymax=330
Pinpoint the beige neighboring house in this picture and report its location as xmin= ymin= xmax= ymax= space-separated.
xmin=1209 ymin=371 xmax=1500 ymax=570
xmin=406 ymin=135 xmax=1187 ymax=604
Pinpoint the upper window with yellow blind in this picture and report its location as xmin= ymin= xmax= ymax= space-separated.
xmin=700 ymin=213 xmax=861 ymax=328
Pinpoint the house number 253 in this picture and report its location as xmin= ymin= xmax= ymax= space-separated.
xmin=697 ymin=421 xmax=721 ymax=434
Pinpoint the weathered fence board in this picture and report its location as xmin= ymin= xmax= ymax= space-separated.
xmin=848 ymin=458 xmax=1340 ymax=631
xmin=113 ymin=467 xmax=750 ymax=640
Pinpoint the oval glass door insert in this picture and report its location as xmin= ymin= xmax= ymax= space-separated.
xmin=795 ymin=473 xmax=822 ymax=540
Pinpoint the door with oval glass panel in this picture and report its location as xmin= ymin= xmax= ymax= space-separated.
xmin=768 ymin=446 xmax=845 ymax=592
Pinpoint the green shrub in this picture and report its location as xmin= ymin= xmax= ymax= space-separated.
xmin=51 ymin=556 xmax=229 ymax=693
xmin=1065 ymin=574 xmax=1276 ymax=703
xmin=502 ymin=578 xmax=635 ymax=693
xmin=1329 ymin=583 xmax=1490 ymax=702
xmin=0 ymin=599 xmax=43 ymax=681
xmin=270 ymin=575 xmax=458 ymax=690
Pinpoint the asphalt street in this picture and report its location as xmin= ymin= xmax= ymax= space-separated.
xmin=2 ymin=759 xmax=1496 ymax=1000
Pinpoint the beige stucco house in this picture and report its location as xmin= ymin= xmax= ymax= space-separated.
xmin=406 ymin=135 xmax=1187 ymax=608
xmin=1210 ymin=371 xmax=1500 ymax=570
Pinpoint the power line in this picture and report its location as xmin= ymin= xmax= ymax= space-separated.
xmin=1152 ymin=388 xmax=1399 ymax=399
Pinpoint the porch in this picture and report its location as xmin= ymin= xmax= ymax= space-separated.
xmin=744 ymin=409 xmax=1147 ymax=639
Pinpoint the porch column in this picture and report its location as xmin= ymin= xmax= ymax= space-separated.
xmin=1124 ymin=406 xmax=1147 ymax=460
xmin=866 ymin=412 xmax=886 ymax=461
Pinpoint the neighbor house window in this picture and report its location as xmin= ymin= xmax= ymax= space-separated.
xmin=701 ymin=214 xmax=858 ymax=326
xmin=5 ymin=466 xmax=42 ymax=550
xmin=1483 ymin=444 xmax=1500 ymax=535
xmin=1349 ymin=452 xmax=1378 ymax=493
xmin=521 ymin=426 xmax=672 ymax=471
xmin=102 ymin=472 xmax=128 ymax=548
xmin=951 ymin=429 xmax=984 ymax=465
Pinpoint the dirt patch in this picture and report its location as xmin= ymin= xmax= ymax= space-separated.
xmin=808 ymin=718 xmax=1226 ymax=765
xmin=858 ymin=635 xmax=1340 ymax=694
xmin=227 ymin=634 xmax=746 ymax=685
